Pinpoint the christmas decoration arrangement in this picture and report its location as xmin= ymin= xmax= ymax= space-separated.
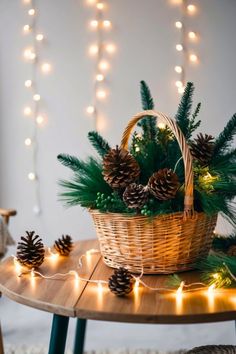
xmin=57 ymin=81 xmax=236 ymax=274
xmin=16 ymin=231 xmax=45 ymax=269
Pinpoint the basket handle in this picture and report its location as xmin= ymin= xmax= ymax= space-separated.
xmin=120 ymin=110 xmax=194 ymax=216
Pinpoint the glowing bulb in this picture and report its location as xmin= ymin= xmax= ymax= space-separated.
xmin=36 ymin=33 xmax=44 ymax=41
xmin=28 ymin=8 xmax=35 ymax=16
xmin=96 ymin=2 xmax=104 ymax=10
xmin=29 ymin=52 xmax=36 ymax=60
xmin=158 ymin=122 xmax=165 ymax=129
xmin=24 ymin=138 xmax=32 ymax=146
xmin=96 ymin=73 xmax=104 ymax=82
xmin=86 ymin=106 xmax=95 ymax=114
xmin=176 ymin=44 xmax=183 ymax=51
xmin=23 ymin=0 xmax=31 ymax=3
xmin=23 ymin=48 xmax=34 ymax=59
xmin=175 ymin=21 xmax=182 ymax=29
xmin=103 ymin=20 xmax=111 ymax=28
xmin=86 ymin=0 xmax=96 ymax=5
xmin=208 ymin=284 xmax=216 ymax=293
xmin=105 ymin=43 xmax=116 ymax=54
xmin=188 ymin=31 xmax=197 ymax=39
xmin=23 ymin=24 xmax=31 ymax=33
xmin=98 ymin=60 xmax=109 ymax=71
xmin=23 ymin=106 xmax=32 ymax=116
xmin=89 ymin=44 xmax=99 ymax=55
xmin=135 ymin=146 xmax=140 ymax=152
xmin=31 ymin=269 xmax=35 ymax=278
xmin=176 ymin=281 xmax=185 ymax=295
xmin=187 ymin=4 xmax=196 ymax=13
xmin=96 ymin=89 xmax=107 ymax=99
xmin=189 ymin=54 xmax=198 ymax=62
xmin=134 ymin=278 xmax=140 ymax=289
xmin=178 ymin=86 xmax=185 ymax=94
xmin=13 ymin=257 xmax=22 ymax=276
xmin=175 ymin=65 xmax=182 ymax=73
xmin=33 ymin=94 xmax=41 ymax=101
xmin=28 ymin=172 xmax=36 ymax=181
xmin=24 ymin=80 xmax=32 ymax=88
xmin=69 ymin=270 xmax=79 ymax=281
xmin=90 ymin=20 xmax=98 ymax=28
xmin=48 ymin=247 xmax=59 ymax=261
xmin=36 ymin=115 xmax=44 ymax=125
xmin=213 ymin=273 xmax=220 ymax=279
xmin=175 ymin=80 xmax=183 ymax=88
xmin=97 ymin=281 xmax=103 ymax=292
xmin=41 ymin=62 xmax=51 ymax=73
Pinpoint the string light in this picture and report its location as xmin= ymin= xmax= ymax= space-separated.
xmin=89 ymin=44 xmax=99 ymax=55
xmin=175 ymin=21 xmax=182 ymax=29
xmin=28 ymin=8 xmax=35 ymax=16
xmin=189 ymin=53 xmax=198 ymax=62
xmin=47 ymin=248 xmax=59 ymax=261
xmin=28 ymin=172 xmax=36 ymax=181
xmin=36 ymin=33 xmax=44 ymax=41
xmin=86 ymin=105 xmax=95 ymax=114
xmin=102 ymin=20 xmax=111 ymax=28
xmin=96 ymin=89 xmax=107 ymax=99
xmin=98 ymin=60 xmax=109 ymax=71
xmin=175 ymin=80 xmax=183 ymax=88
xmin=175 ymin=65 xmax=182 ymax=73
xmin=96 ymin=73 xmax=104 ymax=82
xmin=188 ymin=31 xmax=197 ymax=40
xmin=96 ymin=2 xmax=105 ymax=10
xmin=23 ymin=106 xmax=32 ymax=116
xmin=25 ymin=79 xmax=32 ymax=88
xmin=41 ymin=62 xmax=51 ymax=73
xmin=178 ymin=86 xmax=185 ymax=94
xmin=187 ymin=4 xmax=196 ymax=13
xmin=105 ymin=43 xmax=116 ymax=54
xmin=90 ymin=20 xmax=99 ymax=28
xmin=36 ymin=115 xmax=44 ymax=125
xmin=176 ymin=44 xmax=183 ymax=51
xmin=33 ymin=94 xmax=41 ymax=101
xmin=24 ymin=138 xmax=32 ymax=146
xmin=23 ymin=24 xmax=31 ymax=33
xmin=208 ymin=284 xmax=216 ymax=294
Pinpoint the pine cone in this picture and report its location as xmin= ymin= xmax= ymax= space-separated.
xmin=108 ymin=267 xmax=133 ymax=296
xmin=103 ymin=146 xmax=140 ymax=189
xmin=16 ymin=231 xmax=45 ymax=269
xmin=148 ymin=168 xmax=179 ymax=200
xmin=227 ymin=245 xmax=236 ymax=257
xmin=54 ymin=235 xmax=73 ymax=256
xmin=123 ymin=183 xmax=148 ymax=210
xmin=190 ymin=133 xmax=214 ymax=165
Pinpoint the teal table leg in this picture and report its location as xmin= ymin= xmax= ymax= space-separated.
xmin=73 ymin=319 xmax=87 ymax=354
xmin=48 ymin=314 xmax=69 ymax=354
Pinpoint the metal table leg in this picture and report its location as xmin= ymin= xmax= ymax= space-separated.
xmin=73 ymin=319 xmax=87 ymax=354
xmin=48 ymin=314 xmax=69 ymax=354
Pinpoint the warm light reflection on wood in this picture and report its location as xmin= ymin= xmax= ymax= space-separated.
xmin=206 ymin=290 xmax=215 ymax=312
xmin=13 ymin=257 xmax=22 ymax=276
xmin=175 ymin=292 xmax=183 ymax=314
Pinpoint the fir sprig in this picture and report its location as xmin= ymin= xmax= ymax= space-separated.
xmin=88 ymin=131 xmax=111 ymax=158
xmin=214 ymin=113 xmax=236 ymax=155
xmin=175 ymin=82 xmax=194 ymax=136
xmin=57 ymin=154 xmax=85 ymax=172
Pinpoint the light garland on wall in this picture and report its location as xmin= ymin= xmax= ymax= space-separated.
xmin=174 ymin=1 xmax=199 ymax=94
xmin=22 ymin=0 xmax=52 ymax=215
xmin=85 ymin=0 xmax=116 ymax=130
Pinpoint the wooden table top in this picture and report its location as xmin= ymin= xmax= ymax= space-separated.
xmin=1 ymin=239 xmax=236 ymax=324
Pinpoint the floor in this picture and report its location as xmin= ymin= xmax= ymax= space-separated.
xmin=1 ymin=295 xmax=236 ymax=352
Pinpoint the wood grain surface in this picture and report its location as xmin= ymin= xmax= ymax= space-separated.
xmin=1 ymin=240 xmax=236 ymax=323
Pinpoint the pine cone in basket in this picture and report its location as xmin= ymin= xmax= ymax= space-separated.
xmin=54 ymin=235 xmax=73 ymax=256
xmin=16 ymin=231 xmax=45 ymax=269
xmin=227 ymin=245 xmax=236 ymax=257
xmin=103 ymin=146 xmax=140 ymax=189
xmin=123 ymin=183 xmax=149 ymax=210
xmin=190 ymin=133 xmax=214 ymax=166
xmin=148 ymin=168 xmax=179 ymax=200
xmin=108 ymin=267 xmax=133 ymax=296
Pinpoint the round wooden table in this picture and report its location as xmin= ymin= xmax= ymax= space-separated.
xmin=0 ymin=239 xmax=236 ymax=354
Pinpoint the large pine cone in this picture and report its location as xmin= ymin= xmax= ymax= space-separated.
xmin=16 ymin=231 xmax=45 ymax=269
xmin=103 ymin=146 xmax=140 ymax=189
xmin=148 ymin=168 xmax=179 ymax=200
xmin=123 ymin=183 xmax=148 ymax=210
xmin=190 ymin=133 xmax=214 ymax=165
xmin=108 ymin=267 xmax=133 ymax=296
xmin=54 ymin=235 xmax=73 ymax=256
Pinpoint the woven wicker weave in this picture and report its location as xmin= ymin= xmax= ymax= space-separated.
xmin=90 ymin=110 xmax=217 ymax=274
xmin=187 ymin=345 xmax=236 ymax=353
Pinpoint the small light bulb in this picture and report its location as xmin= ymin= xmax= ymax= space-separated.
xmin=175 ymin=65 xmax=182 ymax=73
xmin=86 ymin=106 xmax=95 ymax=114
xmin=187 ymin=4 xmax=196 ymax=13
xmin=28 ymin=8 xmax=35 ymax=16
xmin=176 ymin=281 xmax=185 ymax=295
xmin=96 ymin=2 xmax=104 ymax=10
xmin=208 ymin=284 xmax=216 ymax=293
xmin=97 ymin=281 xmax=103 ymax=292
xmin=188 ymin=31 xmax=197 ymax=39
xmin=176 ymin=44 xmax=183 ymax=51
xmin=105 ymin=43 xmax=116 ymax=54
xmin=23 ymin=24 xmax=31 ymax=33
xmin=23 ymin=48 xmax=32 ymax=59
xmin=90 ymin=20 xmax=98 ymax=28
xmin=28 ymin=172 xmax=36 ymax=181
xmin=31 ymin=269 xmax=35 ymax=278
xmin=29 ymin=52 xmax=36 ymax=60
xmin=23 ymin=106 xmax=32 ymax=116
xmin=98 ymin=60 xmax=109 ymax=71
xmin=89 ymin=44 xmax=99 ymax=55
xmin=158 ymin=122 xmax=165 ymax=130
xmin=86 ymin=0 xmax=96 ymax=5
xmin=189 ymin=53 xmax=198 ymax=62
xmin=175 ymin=21 xmax=182 ymax=29
xmin=96 ymin=89 xmax=107 ymax=99
xmin=134 ymin=278 xmax=140 ymax=288
xmin=36 ymin=33 xmax=44 ymax=41
xmin=178 ymin=86 xmax=185 ymax=94
xmin=41 ymin=62 xmax=51 ymax=73
xmin=103 ymin=20 xmax=111 ymax=28
xmin=24 ymin=138 xmax=32 ymax=146
xmin=36 ymin=115 xmax=44 ymax=125
xmin=25 ymin=79 xmax=32 ymax=88
xmin=96 ymin=73 xmax=104 ymax=82
xmin=33 ymin=94 xmax=41 ymax=101
xmin=175 ymin=80 xmax=183 ymax=88
xmin=23 ymin=0 xmax=31 ymax=3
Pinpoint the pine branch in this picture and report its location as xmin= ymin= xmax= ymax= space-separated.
xmin=214 ymin=113 xmax=236 ymax=155
xmin=88 ymin=131 xmax=111 ymax=157
xmin=57 ymin=154 xmax=85 ymax=172
xmin=186 ymin=102 xmax=202 ymax=139
xmin=175 ymin=82 xmax=194 ymax=136
xmin=140 ymin=80 xmax=154 ymax=110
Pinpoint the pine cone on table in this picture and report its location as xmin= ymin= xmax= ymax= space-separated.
xmin=16 ymin=231 xmax=45 ymax=269
xmin=190 ymin=133 xmax=214 ymax=166
xmin=108 ymin=267 xmax=133 ymax=296
xmin=103 ymin=146 xmax=140 ymax=189
xmin=123 ymin=183 xmax=149 ymax=210
xmin=148 ymin=168 xmax=179 ymax=200
xmin=54 ymin=235 xmax=73 ymax=256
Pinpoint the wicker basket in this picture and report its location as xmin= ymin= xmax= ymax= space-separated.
xmin=90 ymin=110 xmax=217 ymax=274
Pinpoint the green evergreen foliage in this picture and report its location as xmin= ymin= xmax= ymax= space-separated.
xmin=187 ymin=103 xmax=202 ymax=140
xmin=57 ymin=154 xmax=85 ymax=172
xmin=175 ymin=82 xmax=194 ymax=136
xmin=212 ymin=232 xmax=236 ymax=252
xmin=213 ymin=113 xmax=236 ymax=155
xmin=88 ymin=131 xmax=111 ymax=158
